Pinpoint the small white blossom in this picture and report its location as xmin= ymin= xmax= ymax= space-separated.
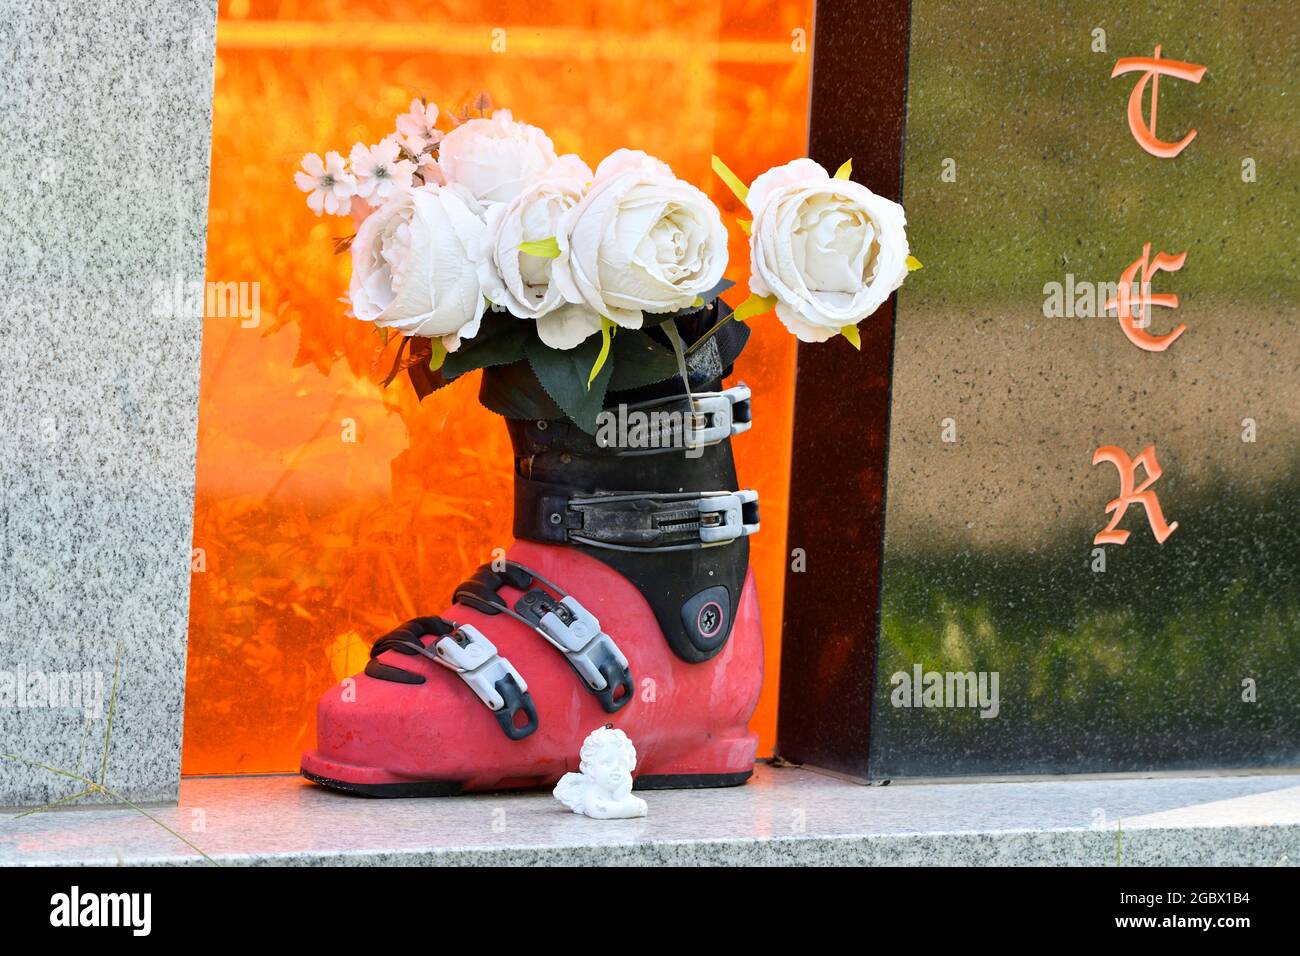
xmin=349 ymin=139 xmax=417 ymax=206
xmin=294 ymin=151 xmax=357 ymax=216
xmin=395 ymin=98 xmax=444 ymax=154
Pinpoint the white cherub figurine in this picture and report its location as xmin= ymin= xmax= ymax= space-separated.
xmin=553 ymin=726 xmax=648 ymax=819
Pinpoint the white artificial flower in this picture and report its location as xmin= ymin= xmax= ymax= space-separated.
xmin=395 ymin=98 xmax=444 ymax=153
xmin=348 ymin=184 xmax=488 ymax=352
xmin=440 ymin=181 xmax=488 ymax=219
xmin=348 ymin=194 xmax=375 ymax=229
xmin=349 ymin=139 xmax=417 ymax=206
xmin=591 ymin=148 xmax=673 ymax=181
xmin=477 ymin=155 xmax=601 ymax=349
xmin=392 ymin=132 xmax=429 ymax=159
xmin=438 ymin=109 xmax=558 ymax=205
xmin=746 ymin=158 xmax=909 ymax=342
xmin=551 ymin=149 xmax=728 ymax=328
xmin=294 ymin=151 xmax=357 ymax=216
xmin=417 ymin=154 xmax=445 ymax=186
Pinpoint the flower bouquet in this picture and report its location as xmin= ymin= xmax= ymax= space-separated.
xmin=295 ymin=96 xmax=917 ymax=433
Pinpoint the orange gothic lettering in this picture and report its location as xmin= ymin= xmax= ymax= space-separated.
xmin=1091 ymin=445 xmax=1179 ymax=546
xmin=1104 ymin=242 xmax=1187 ymax=351
xmin=1111 ymin=45 xmax=1207 ymax=158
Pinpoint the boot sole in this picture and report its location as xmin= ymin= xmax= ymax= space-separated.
xmin=301 ymin=767 xmax=751 ymax=798
xmin=632 ymin=770 xmax=753 ymax=790
xmin=301 ymin=767 xmax=464 ymax=798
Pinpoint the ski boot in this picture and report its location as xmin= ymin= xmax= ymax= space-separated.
xmin=301 ymin=321 xmax=764 ymax=796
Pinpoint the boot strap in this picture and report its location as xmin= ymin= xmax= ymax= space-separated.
xmin=515 ymin=477 xmax=760 ymax=553
xmin=508 ymin=383 xmax=752 ymax=458
xmin=453 ymin=560 xmax=634 ymax=714
xmin=428 ymin=624 xmax=538 ymax=741
xmin=364 ymin=615 xmax=539 ymax=740
xmin=612 ymin=383 xmax=752 ymax=453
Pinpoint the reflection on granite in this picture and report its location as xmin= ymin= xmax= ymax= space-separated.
xmin=2 ymin=765 xmax=1298 ymax=866
xmin=0 ymin=2 xmax=217 ymax=805
xmin=869 ymin=0 xmax=1300 ymax=778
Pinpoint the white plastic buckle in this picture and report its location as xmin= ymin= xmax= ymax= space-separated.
xmin=536 ymin=595 xmax=630 ymax=693
xmin=697 ymin=489 xmax=761 ymax=545
xmin=685 ymin=383 xmax=752 ymax=448
xmin=432 ymin=624 xmax=527 ymax=712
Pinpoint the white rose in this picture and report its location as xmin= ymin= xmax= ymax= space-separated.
xmin=589 ymin=148 xmax=673 ymax=180
xmin=438 ymin=109 xmax=559 ymax=205
xmin=476 ymin=156 xmax=603 ymax=349
xmin=746 ymin=158 xmax=909 ymax=342
xmin=552 ymin=149 xmax=729 ymax=329
xmin=348 ymin=184 xmax=488 ymax=352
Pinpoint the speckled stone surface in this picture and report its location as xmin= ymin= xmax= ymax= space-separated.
xmin=0 ymin=2 xmax=217 ymax=806
xmin=2 ymin=765 xmax=1298 ymax=866
xmin=866 ymin=1 xmax=1300 ymax=778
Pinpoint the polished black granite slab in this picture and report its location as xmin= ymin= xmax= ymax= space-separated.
xmin=779 ymin=0 xmax=1300 ymax=780
xmin=870 ymin=0 xmax=1300 ymax=778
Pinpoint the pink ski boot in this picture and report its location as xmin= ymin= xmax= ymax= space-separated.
xmin=302 ymin=338 xmax=764 ymax=795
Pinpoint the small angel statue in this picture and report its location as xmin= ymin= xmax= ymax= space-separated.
xmin=553 ymin=726 xmax=648 ymax=819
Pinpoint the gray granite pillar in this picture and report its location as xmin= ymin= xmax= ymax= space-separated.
xmin=0 ymin=1 xmax=216 ymax=806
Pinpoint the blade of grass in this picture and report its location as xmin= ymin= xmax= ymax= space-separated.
xmin=99 ymin=642 xmax=123 ymax=786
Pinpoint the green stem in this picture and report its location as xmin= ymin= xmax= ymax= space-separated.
xmin=685 ymin=311 xmax=734 ymax=357
xmin=12 ymin=787 xmax=97 ymax=819
xmin=99 ymin=642 xmax=123 ymax=786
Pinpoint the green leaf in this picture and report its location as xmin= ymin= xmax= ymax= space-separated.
xmin=833 ymin=158 xmax=853 ymax=180
xmin=608 ymin=330 xmax=681 ymax=391
xmin=518 ymin=236 xmax=561 ymax=259
xmin=524 ymin=332 xmax=613 ymax=434
xmin=840 ymin=324 xmax=861 ymax=349
xmin=732 ymin=292 xmax=778 ymax=323
xmin=711 ymin=155 xmax=749 ymax=205
xmin=662 ymin=319 xmax=692 ymax=391
xmin=587 ymin=318 xmax=617 ymax=388
xmin=428 ymin=338 xmax=448 ymax=371
xmin=479 ymin=360 xmax=564 ymax=420
xmin=440 ymin=318 xmax=529 ymax=378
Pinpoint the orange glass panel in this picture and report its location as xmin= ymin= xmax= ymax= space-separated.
xmin=182 ymin=0 xmax=810 ymax=774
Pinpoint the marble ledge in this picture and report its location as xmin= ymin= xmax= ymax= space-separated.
xmin=2 ymin=764 xmax=1299 ymax=867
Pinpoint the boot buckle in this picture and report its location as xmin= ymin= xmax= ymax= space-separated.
xmin=433 ymin=624 xmax=538 ymax=740
xmin=685 ymin=383 xmax=752 ymax=448
xmin=698 ymin=489 xmax=761 ymax=545
xmin=515 ymin=590 xmax=634 ymax=713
